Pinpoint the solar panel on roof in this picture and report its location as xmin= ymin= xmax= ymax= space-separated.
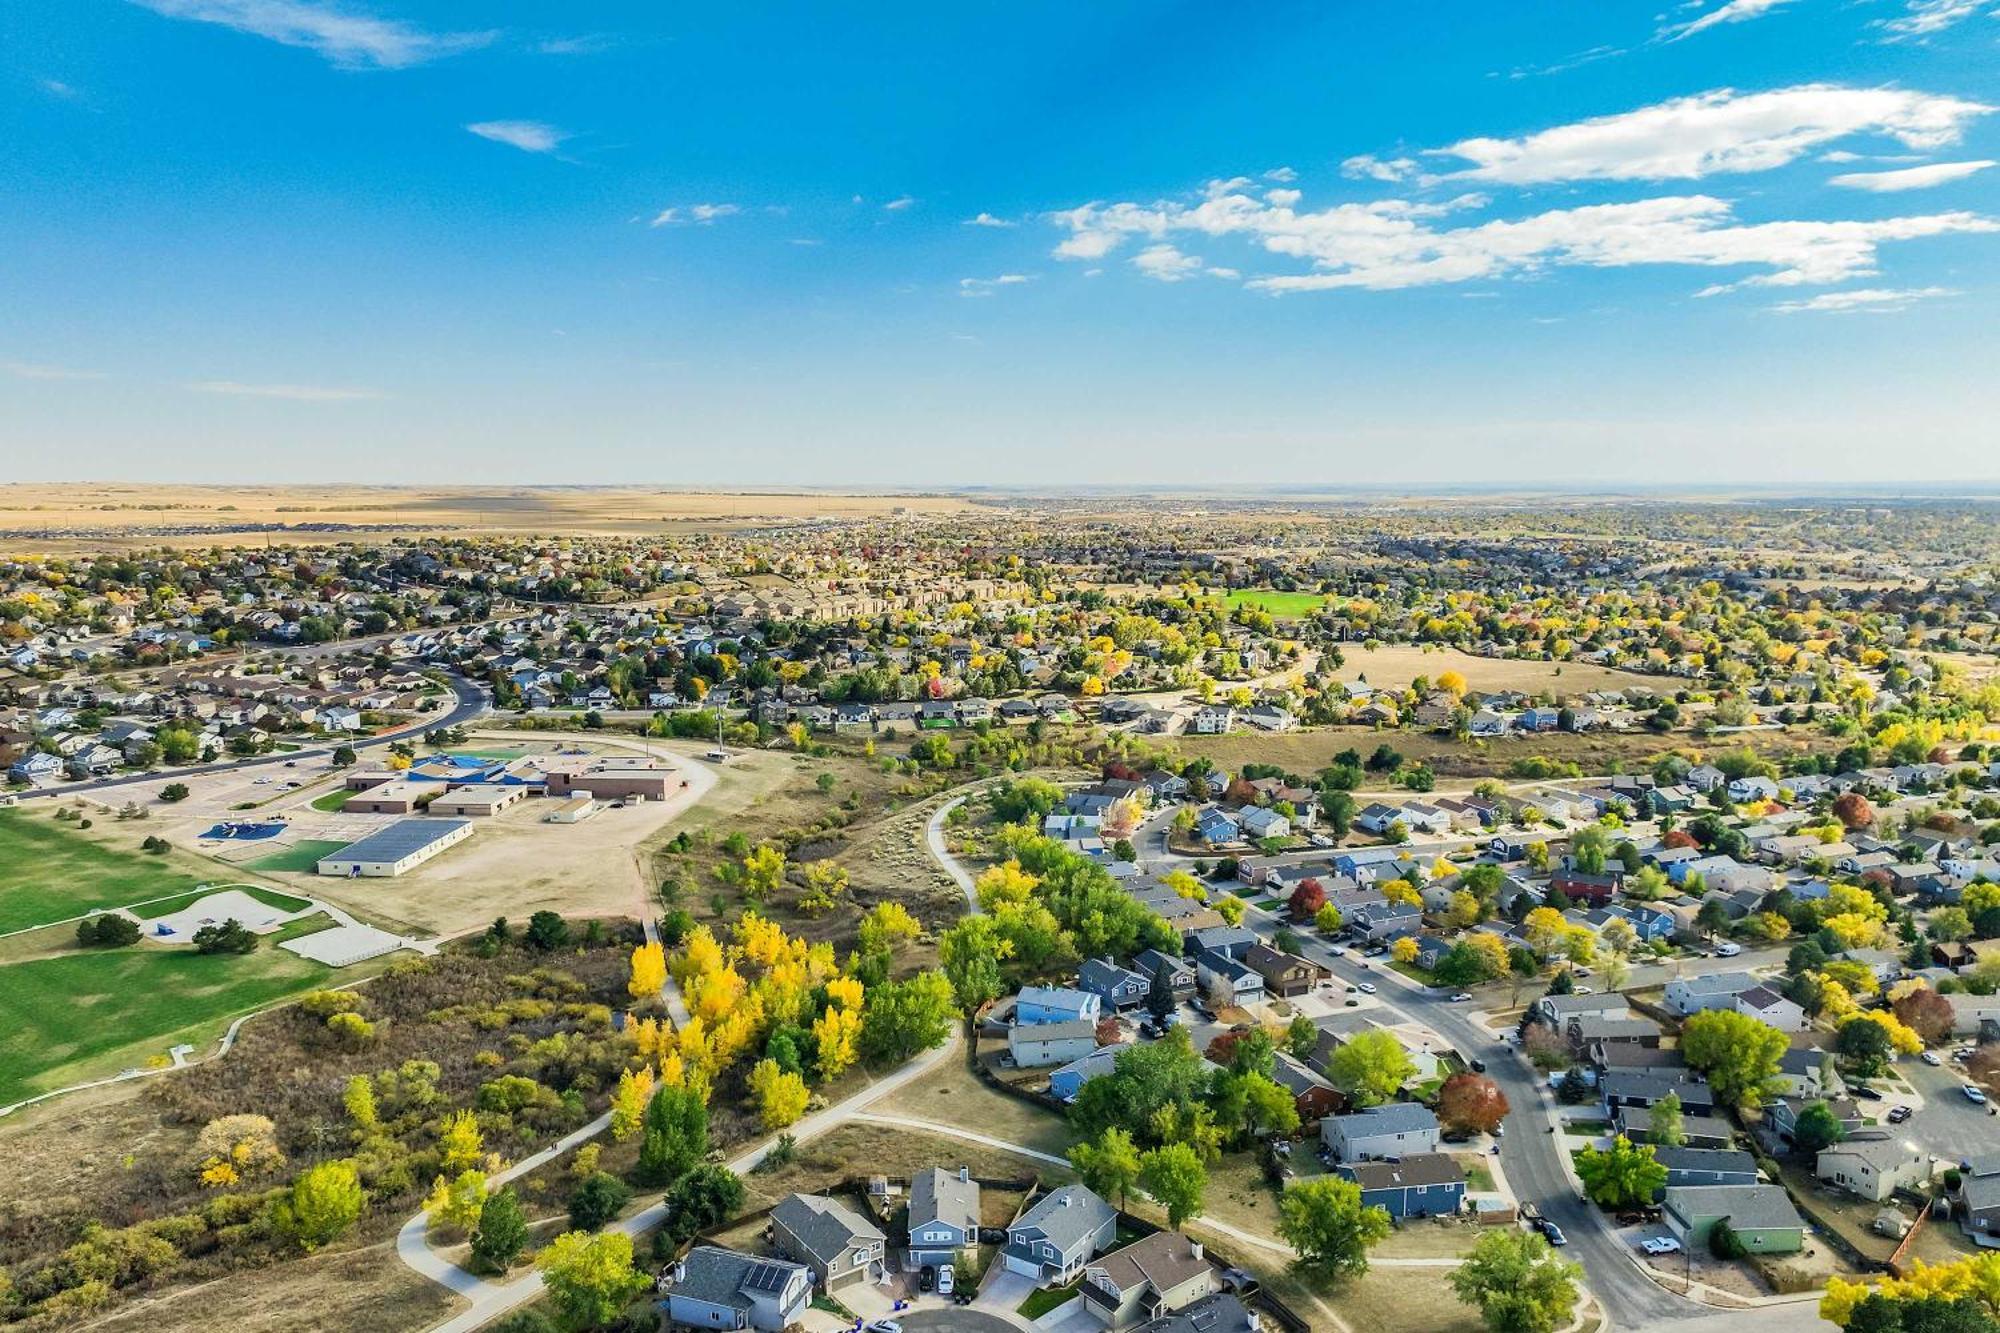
xmin=741 ymin=1261 xmax=790 ymax=1293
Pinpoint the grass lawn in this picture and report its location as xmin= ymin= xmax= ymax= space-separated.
xmin=1223 ymin=589 xmax=1329 ymax=619
xmin=1017 ymin=1279 xmax=1082 ymax=1319
xmin=879 ymin=1051 xmax=1080 ymax=1159
xmin=247 ymin=840 xmax=350 ymax=874
xmin=0 ymin=944 xmax=330 ymax=1104
xmin=130 ymin=885 xmax=314 ymax=919
xmin=310 ymin=789 xmax=355 ymax=812
xmin=0 ymin=810 xmax=215 ymax=933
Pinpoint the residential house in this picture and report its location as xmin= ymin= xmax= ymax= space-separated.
xmin=769 ymin=1193 xmax=887 ymax=1293
xmin=1078 ymin=1232 xmax=1220 ymax=1332
xmin=1653 ymin=1148 xmax=1761 ymax=1192
xmin=1078 ymin=958 xmax=1152 ymax=1012
xmin=1663 ymin=1185 xmax=1806 ymax=1254
xmin=1733 ymin=985 xmax=1807 ymax=1033
xmin=905 ymin=1167 xmax=980 ymax=1269
xmin=1131 ymin=949 xmax=1196 ymax=999
xmin=1010 ymin=1020 xmax=1101 ymax=1069
xmin=1243 ymin=943 xmax=1320 ymax=998
xmin=1614 ymin=1106 xmax=1734 ymax=1149
xmin=1955 ymin=1156 xmax=2000 ymax=1248
xmin=1002 ymin=1184 xmax=1118 ymax=1284
xmin=1270 ymin=1052 xmax=1342 ymax=1123
xmin=1195 ymin=808 xmax=1240 ymax=847
xmin=1664 ymin=972 xmax=1761 ymax=1017
xmin=1237 ymin=806 xmax=1290 ymax=842
xmin=1339 ymin=1153 xmax=1466 ymax=1219
xmin=1321 ymin=1103 xmax=1441 ymax=1163
xmin=1769 ymin=1096 xmax=1863 ymax=1144
xmin=1537 ymin=993 xmax=1629 ymax=1027
xmin=1050 ymin=1047 xmax=1123 ymax=1104
xmin=1129 ymin=1292 xmax=1257 ymax=1333
xmin=1600 ymin=1072 xmax=1717 ymax=1118
xmin=1016 ymin=986 xmax=1103 ymax=1027
xmin=659 ymin=1246 xmax=812 ymax=1332
xmin=1816 ymin=1135 xmax=1933 ymax=1203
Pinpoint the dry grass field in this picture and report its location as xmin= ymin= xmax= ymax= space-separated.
xmin=1328 ymin=643 xmax=1664 ymax=697
xmin=0 ymin=483 xmax=976 ymax=552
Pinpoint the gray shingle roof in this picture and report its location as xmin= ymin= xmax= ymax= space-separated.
xmin=909 ymin=1167 xmax=979 ymax=1235
xmin=1665 ymin=1184 xmax=1805 ymax=1231
xmin=670 ymin=1245 xmax=807 ymax=1312
xmin=771 ymin=1193 xmax=884 ymax=1264
xmin=1327 ymin=1102 xmax=1438 ymax=1138
xmin=1010 ymin=1183 xmax=1114 ymax=1251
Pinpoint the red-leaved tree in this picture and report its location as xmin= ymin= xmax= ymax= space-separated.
xmin=1437 ymin=1072 xmax=1510 ymax=1136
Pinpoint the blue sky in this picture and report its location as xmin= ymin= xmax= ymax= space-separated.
xmin=3 ymin=0 xmax=1998 ymax=486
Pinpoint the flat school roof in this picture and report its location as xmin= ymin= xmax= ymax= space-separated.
xmin=321 ymin=818 xmax=471 ymax=863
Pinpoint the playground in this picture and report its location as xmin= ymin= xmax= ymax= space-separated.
xmin=197 ymin=820 xmax=287 ymax=841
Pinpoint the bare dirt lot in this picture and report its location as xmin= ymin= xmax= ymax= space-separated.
xmin=1326 ymin=643 xmax=1667 ymax=697
xmin=0 ymin=483 xmax=976 ymax=553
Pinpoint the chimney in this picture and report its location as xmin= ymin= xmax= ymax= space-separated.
xmin=1189 ymin=1241 xmax=1203 ymax=1261
xmin=959 ymin=1166 xmax=969 ymax=1182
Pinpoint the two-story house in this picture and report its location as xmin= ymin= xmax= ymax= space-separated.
xmin=906 ymin=1167 xmax=980 ymax=1270
xmin=769 ymin=1193 xmax=886 ymax=1294
xmin=1002 ymin=1184 xmax=1118 ymax=1284
xmin=1078 ymin=1232 xmax=1219 ymax=1330
xmin=658 ymin=1246 xmax=811 ymax=1332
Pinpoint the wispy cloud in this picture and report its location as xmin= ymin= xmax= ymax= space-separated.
xmin=127 ymin=0 xmax=494 ymax=70
xmin=1131 ymin=244 xmax=1204 ymax=282
xmin=466 ymin=120 xmax=568 ymax=154
xmin=1831 ymin=160 xmax=1995 ymax=191
xmin=1879 ymin=0 xmax=1998 ymax=39
xmin=883 ymin=196 xmax=916 ymax=212
xmin=4 ymin=361 xmax=106 ymax=381
xmin=1503 ymin=44 xmax=1627 ymax=80
xmin=1342 ymin=154 xmax=1417 ymax=182
xmin=1052 ymin=176 xmax=1997 ymax=295
xmin=963 ymin=212 xmax=1016 ymax=228
xmin=1263 ymin=166 xmax=1298 ymax=183
xmin=190 ymin=380 xmax=382 ymax=400
xmin=650 ymin=203 xmax=741 ymax=226
xmin=536 ymin=33 xmax=613 ymax=55
xmin=1772 ymin=286 xmax=1956 ymax=312
xmin=38 ymin=78 xmax=81 ymax=99
xmin=1659 ymin=0 xmax=1797 ymax=42
xmin=958 ymin=274 xmax=1032 ymax=296
xmin=1434 ymin=84 xmax=1992 ymax=184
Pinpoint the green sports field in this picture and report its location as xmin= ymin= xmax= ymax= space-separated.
xmin=1222 ymin=589 xmax=1329 ymax=618
xmin=0 ymin=810 xmax=213 ymax=934
xmin=0 ymin=942 xmax=332 ymax=1106
xmin=248 ymin=839 xmax=350 ymax=874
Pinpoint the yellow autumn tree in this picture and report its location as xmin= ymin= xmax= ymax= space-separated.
xmin=813 ymin=1004 xmax=862 ymax=1080
xmin=976 ymin=862 xmax=1040 ymax=911
xmin=610 ymin=1065 xmax=655 ymax=1141
xmin=628 ymin=941 xmax=667 ymax=1002
xmin=749 ymin=1058 xmax=810 ymax=1129
xmin=1390 ymin=936 xmax=1420 ymax=964
xmin=423 ymin=1168 xmax=488 ymax=1233
xmin=826 ymin=974 xmax=865 ymax=1012
xmin=735 ymin=911 xmax=788 ymax=968
xmin=672 ymin=926 xmax=723 ymax=983
xmin=1379 ymin=879 xmax=1422 ymax=908
xmin=437 ymin=1110 xmax=484 ymax=1173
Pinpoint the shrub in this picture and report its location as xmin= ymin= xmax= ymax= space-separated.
xmin=568 ymin=1171 xmax=631 ymax=1231
xmin=76 ymin=913 xmax=141 ymax=947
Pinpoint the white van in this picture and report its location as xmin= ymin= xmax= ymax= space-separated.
xmin=1713 ymin=941 xmax=1742 ymax=957
xmin=703 ymin=749 xmax=728 ymax=762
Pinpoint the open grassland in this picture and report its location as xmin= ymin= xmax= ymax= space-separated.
xmin=0 ymin=482 xmax=977 ymax=553
xmin=0 ymin=940 xmax=335 ymax=1105
xmin=1225 ymin=589 xmax=1330 ymax=618
xmin=245 ymin=839 xmax=349 ymax=874
xmin=83 ymin=1240 xmax=463 ymax=1333
xmin=738 ymin=1122 xmax=1068 ymax=1215
xmin=0 ymin=808 xmax=216 ymax=933
xmin=878 ymin=1050 xmax=1080 ymax=1158
xmin=1330 ymin=642 xmax=1665 ymax=696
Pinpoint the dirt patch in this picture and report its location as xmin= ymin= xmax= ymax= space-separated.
xmin=876 ymin=1055 xmax=1078 ymax=1160
xmin=739 ymin=1123 xmax=1058 ymax=1214
xmin=82 ymin=1242 xmax=463 ymax=1333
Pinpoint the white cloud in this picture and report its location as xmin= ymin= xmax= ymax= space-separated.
xmin=1131 ymin=244 xmax=1204 ymax=282
xmin=466 ymin=120 xmax=568 ymax=154
xmin=650 ymin=203 xmax=740 ymax=226
xmin=190 ymin=380 xmax=382 ymax=400
xmin=1342 ymin=154 xmax=1417 ymax=182
xmin=4 ymin=361 xmax=105 ymax=380
xmin=883 ymin=196 xmax=916 ymax=211
xmin=1660 ymin=0 xmax=1795 ymax=41
xmin=1830 ymin=160 xmax=1995 ymax=191
xmin=963 ymin=212 xmax=1016 ymax=228
xmin=1265 ymin=188 xmax=1302 ymax=207
xmin=127 ymin=0 xmax=493 ymax=69
xmin=1263 ymin=166 xmax=1298 ymax=183
xmin=1880 ymin=0 xmax=1997 ymax=38
xmin=1206 ymin=266 xmax=1242 ymax=280
xmin=1771 ymin=286 xmax=1956 ymax=312
xmin=1051 ymin=177 xmax=1997 ymax=294
xmin=536 ymin=33 xmax=613 ymax=55
xmin=39 ymin=78 xmax=80 ymax=98
xmin=958 ymin=274 xmax=1032 ymax=296
xmin=1435 ymin=84 xmax=1992 ymax=184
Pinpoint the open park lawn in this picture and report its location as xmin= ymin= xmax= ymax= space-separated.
xmin=247 ymin=839 xmax=350 ymax=874
xmin=0 ymin=941 xmax=331 ymax=1105
xmin=0 ymin=810 xmax=213 ymax=933
xmin=1224 ymin=589 xmax=1330 ymax=619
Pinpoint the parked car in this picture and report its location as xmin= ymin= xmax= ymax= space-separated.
xmin=1572 ymin=986 xmax=1595 ymax=995
xmin=1922 ymin=1051 xmax=1943 ymax=1067
xmin=1852 ymin=1085 xmax=1883 ymax=1102
xmin=1714 ymin=941 xmax=1742 ymax=957
xmin=1965 ymin=1084 xmax=1989 ymax=1105
xmin=1642 ymin=1237 xmax=1682 ymax=1255
xmin=1357 ymin=982 xmax=1378 ymax=994
xmin=937 ymin=1265 xmax=954 ymax=1296
xmin=1887 ymin=1106 xmax=1913 ymax=1124
xmin=1309 ymin=833 xmax=1335 ymax=848
xmin=866 ymin=1322 xmax=903 ymax=1333
xmin=918 ymin=1267 xmax=935 ymax=1293
xmin=1450 ymin=992 xmax=1473 ymax=1002
xmin=1540 ymin=1220 xmax=1568 ymax=1247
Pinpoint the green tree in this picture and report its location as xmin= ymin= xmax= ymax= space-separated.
xmin=1145 ymin=960 xmax=1178 ymax=1027
xmin=524 ymin=910 xmax=569 ymax=951
xmin=1277 ymin=1176 xmax=1392 ymax=1282
xmin=272 ymin=1160 xmax=364 ymax=1250
xmin=1287 ymin=1013 xmax=1318 ymax=1061
xmin=1326 ymin=1029 xmax=1416 ymax=1107
xmin=1068 ymin=1127 xmax=1142 ymax=1212
xmin=1450 ymin=1229 xmax=1584 ymax=1333
xmin=659 ymin=1164 xmax=746 ymax=1246
xmin=1575 ymin=1135 xmax=1668 ymax=1209
xmin=1681 ymin=1009 xmax=1789 ymax=1110
xmin=470 ymin=1187 xmax=528 ymax=1273
xmin=858 ymin=971 xmax=956 ymax=1065
xmin=637 ymin=1084 xmax=709 ymax=1185
xmin=1139 ymin=1142 xmax=1206 ymax=1228
xmin=568 ymin=1171 xmax=632 ymax=1231
xmin=538 ymin=1230 xmax=646 ymax=1329
xmin=938 ymin=916 xmax=1008 ymax=1012
xmin=1837 ymin=1017 xmax=1895 ymax=1079
xmin=1649 ymin=1091 xmax=1686 ymax=1148
xmin=1792 ymin=1100 xmax=1849 ymax=1155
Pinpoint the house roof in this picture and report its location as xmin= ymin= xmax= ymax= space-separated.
xmin=771 ymin=1193 xmax=884 ymax=1264
xmin=1012 ymin=1019 xmax=1098 ymax=1046
xmin=1654 ymin=1147 xmax=1758 ymax=1176
xmin=1010 ymin=1184 xmax=1115 ymax=1251
xmin=1671 ymin=971 xmax=1759 ymax=997
xmin=1664 ymin=1184 xmax=1805 ymax=1231
xmin=670 ymin=1245 xmax=807 ymax=1312
xmin=1326 ymin=1102 xmax=1438 ymax=1138
xmin=1086 ymin=1231 xmax=1213 ymax=1300
xmin=1133 ymin=1292 xmax=1256 ymax=1333
xmin=909 ymin=1167 xmax=980 ymax=1235
xmin=1341 ymin=1152 xmax=1465 ymax=1191
xmin=1018 ymin=985 xmax=1095 ymax=1011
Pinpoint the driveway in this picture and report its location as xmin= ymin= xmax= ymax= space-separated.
xmin=903 ymin=1311 xmax=1021 ymax=1333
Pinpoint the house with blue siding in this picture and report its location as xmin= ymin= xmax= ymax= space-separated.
xmin=1339 ymin=1154 xmax=1466 ymax=1218
xmin=659 ymin=1246 xmax=811 ymax=1331
xmin=1077 ymin=958 xmax=1151 ymax=1011
xmin=1049 ymin=1047 xmax=1123 ymax=1103
xmin=1015 ymin=985 xmax=1102 ymax=1027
